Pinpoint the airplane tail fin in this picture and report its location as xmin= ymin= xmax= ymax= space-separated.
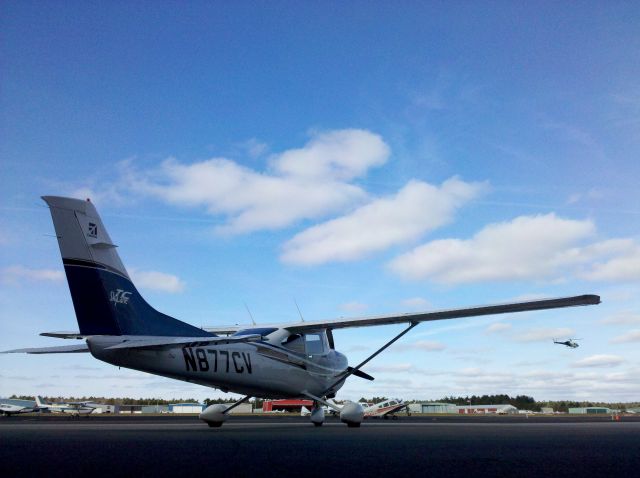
xmin=35 ymin=396 xmax=46 ymax=407
xmin=42 ymin=196 xmax=212 ymax=338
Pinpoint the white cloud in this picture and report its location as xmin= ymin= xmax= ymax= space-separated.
xmin=610 ymin=330 xmax=640 ymax=344
xmin=1 ymin=265 xmax=64 ymax=284
xmin=281 ymin=177 xmax=486 ymax=265
xmin=129 ymin=269 xmax=186 ymax=293
xmin=514 ymin=327 xmax=574 ymax=343
xmin=393 ymin=340 xmax=446 ymax=352
xmin=485 ymin=322 xmax=512 ymax=334
xmin=601 ymin=312 xmax=640 ymax=325
xmin=388 ymin=213 xmax=640 ymax=284
xmin=401 ymin=297 xmax=431 ymax=310
xmin=389 ymin=214 xmax=593 ymax=283
xmin=339 ymin=301 xmax=368 ymax=313
xmin=580 ymin=242 xmax=640 ymax=282
xmin=130 ymin=129 xmax=389 ymax=234
xmin=366 ymin=363 xmax=414 ymax=373
xmin=571 ymin=355 xmax=625 ymax=368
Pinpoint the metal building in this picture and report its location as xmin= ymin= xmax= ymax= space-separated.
xmin=169 ymin=403 xmax=205 ymax=414
xmin=568 ymin=407 xmax=611 ymax=414
xmin=409 ymin=402 xmax=457 ymax=414
xmin=456 ymin=404 xmax=518 ymax=414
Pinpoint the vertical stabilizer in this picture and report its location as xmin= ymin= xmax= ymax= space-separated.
xmin=43 ymin=196 xmax=212 ymax=338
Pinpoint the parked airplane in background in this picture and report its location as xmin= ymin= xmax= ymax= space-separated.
xmin=364 ymin=399 xmax=407 ymax=419
xmin=3 ymin=197 xmax=600 ymax=428
xmin=553 ymin=338 xmax=580 ymax=348
xmin=0 ymin=401 xmax=36 ymax=416
xmin=35 ymin=396 xmax=95 ymax=416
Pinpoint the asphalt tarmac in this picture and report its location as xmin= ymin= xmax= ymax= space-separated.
xmin=2 ymin=415 xmax=639 ymax=477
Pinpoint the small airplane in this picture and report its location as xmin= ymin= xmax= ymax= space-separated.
xmin=3 ymin=196 xmax=601 ymax=428
xmin=0 ymin=401 xmax=36 ymax=416
xmin=35 ymin=396 xmax=96 ymax=416
xmin=363 ymin=399 xmax=407 ymax=419
xmin=553 ymin=338 xmax=580 ymax=348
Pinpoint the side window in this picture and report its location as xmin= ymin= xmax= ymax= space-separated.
xmin=305 ymin=333 xmax=325 ymax=355
xmin=282 ymin=334 xmax=305 ymax=354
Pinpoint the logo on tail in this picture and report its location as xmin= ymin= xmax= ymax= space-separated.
xmin=87 ymin=222 xmax=98 ymax=238
xmin=110 ymin=289 xmax=132 ymax=305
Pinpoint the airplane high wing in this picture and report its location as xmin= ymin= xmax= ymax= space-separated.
xmin=205 ymin=295 xmax=600 ymax=334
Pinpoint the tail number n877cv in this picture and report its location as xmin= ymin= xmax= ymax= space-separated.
xmin=182 ymin=347 xmax=252 ymax=374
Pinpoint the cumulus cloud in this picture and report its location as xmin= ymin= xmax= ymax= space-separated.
xmin=1 ymin=265 xmax=64 ymax=284
xmin=389 ymin=214 xmax=593 ymax=283
xmin=601 ymin=312 xmax=640 ymax=325
xmin=129 ymin=129 xmax=389 ymax=234
xmin=401 ymin=297 xmax=431 ymax=310
xmin=485 ymin=322 xmax=512 ymax=334
xmin=571 ymin=355 xmax=625 ymax=368
xmin=388 ymin=213 xmax=640 ymax=284
xmin=393 ymin=340 xmax=446 ymax=352
xmin=129 ymin=269 xmax=186 ymax=293
xmin=514 ymin=327 xmax=574 ymax=343
xmin=580 ymin=242 xmax=640 ymax=282
xmin=366 ymin=363 xmax=414 ymax=373
xmin=610 ymin=330 xmax=640 ymax=344
xmin=339 ymin=301 xmax=368 ymax=313
xmin=281 ymin=177 xmax=486 ymax=265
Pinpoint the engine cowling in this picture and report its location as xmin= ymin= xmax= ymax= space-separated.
xmin=199 ymin=404 xmax=228 ymax=427
xmin=340 ymin=402 xmax=364 ymax=428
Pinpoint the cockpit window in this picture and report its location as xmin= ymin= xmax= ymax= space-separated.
xmin=282 ymin=333 xmax=305 ymax=354
xmin=305 ymin=333 xmax=325 ymax=355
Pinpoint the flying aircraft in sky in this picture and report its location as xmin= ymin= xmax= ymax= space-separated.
xmin=553 ymin=338 xmax=581 ymax=348
xmin=3 ymin=196 xmax=600 ymax=428
xmin=35 ymin=396 xmax=95 ymax=416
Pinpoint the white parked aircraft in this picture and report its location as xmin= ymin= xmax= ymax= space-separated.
xmin=363 ymin=399 xmax=407 ymax=419
xmin=0 ymin=401 xmax=36 ymax=416
xmin=35 ymin=396 xmax=95 ymax=416
xmin=3 ymin=197 xmax=600 ymax=428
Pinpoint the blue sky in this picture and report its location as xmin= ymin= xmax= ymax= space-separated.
xmin=1 ymin=2 xmax=639 ymax=403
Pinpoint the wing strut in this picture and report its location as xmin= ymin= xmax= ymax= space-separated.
xmin=223 ymin=395 xmax=251 ymax=414
xmin=322 ymin=322 xmax=419 ymax=396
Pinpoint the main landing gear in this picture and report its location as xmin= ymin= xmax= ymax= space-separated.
xmin=199 ymin=395 xmax=251 ymax=428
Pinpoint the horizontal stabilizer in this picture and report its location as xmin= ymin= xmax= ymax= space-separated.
xmin=40 ymin=331 xmax=85 ymax=339
xmin=104 ymin=334 xmax=263 ymax=350
xmin=2 ymin=344 xmax=89 ymax=354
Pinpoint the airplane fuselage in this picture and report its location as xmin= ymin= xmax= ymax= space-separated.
xmin=88 ymin=334 xmax=349 ymax=399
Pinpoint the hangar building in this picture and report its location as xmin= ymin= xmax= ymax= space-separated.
xmin=169 ymin=403 xmax=205 ymax=414
xmin=262 ymin=399 xmax=313 ymax=413
xmin=568 ymin=407 xmax=611 ymax=414
xmin=409 ymin=402 xmax=457 ymax=414
xmin=456 ymin=404 xmax=518 ymax=414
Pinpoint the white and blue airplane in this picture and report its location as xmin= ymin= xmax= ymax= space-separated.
xmin=35 ymin=396 xmax=95 ymax=416
xmin=3 ymin=196 xmax=600 ymax=428
xmin=0 ymin=399 xmax=37 ymax=416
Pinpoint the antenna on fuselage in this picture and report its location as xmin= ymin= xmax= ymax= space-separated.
xmin=294 ymin=299 xmax=305 ymax=322
xmin=243 ymin=302 xmax=257 ymax=326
